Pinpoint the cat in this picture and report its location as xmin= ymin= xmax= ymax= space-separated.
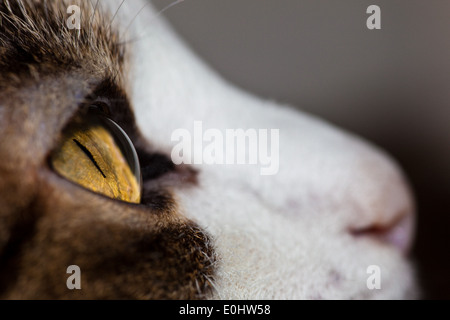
xmin=0 ymin=0 xmax=418 ymax=299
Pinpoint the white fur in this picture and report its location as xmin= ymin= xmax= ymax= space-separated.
xmin=104 ymin=0 xmax=417 ymax=299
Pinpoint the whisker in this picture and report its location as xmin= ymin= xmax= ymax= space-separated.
xmin=157 ymin=0 xmax=185 ymax=17
xmin=122 ymin=0 xmax=152 ymax=37
xmin=119 ymin=0 xmax=186 ymax=46
xmin=109 ymin=0 xmax=126 ymax=31
xmin=89 ymin=0 xmax=100 ymax=35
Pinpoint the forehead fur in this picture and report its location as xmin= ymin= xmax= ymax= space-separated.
xmin=0 ymin=0 xmax=126 ymax=83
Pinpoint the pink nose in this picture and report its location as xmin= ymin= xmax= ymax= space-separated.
xmin=337 ymin=146 xmax=417 ymax=255
xmin=351 ymin=207 xmax=415 ymax=255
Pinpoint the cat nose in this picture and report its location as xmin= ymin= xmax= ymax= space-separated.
xmin=343 ymin=160 xmax=416 ymax=255
xmin=350 ymin=207 xmax=415 ymax=254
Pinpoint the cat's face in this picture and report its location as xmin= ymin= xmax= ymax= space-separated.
xmin=0 ymin=0 xmax=417 ymax=299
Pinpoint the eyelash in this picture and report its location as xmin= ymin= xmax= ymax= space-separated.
xmin=88 ymin=101 xmax=112 ymax=117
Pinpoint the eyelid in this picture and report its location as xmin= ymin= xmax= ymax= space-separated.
xmin=88 ymin=100 xmax=112 ymax=117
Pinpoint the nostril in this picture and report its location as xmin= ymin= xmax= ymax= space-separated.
xmin=350 ymin=211 xmax=415 ymax=255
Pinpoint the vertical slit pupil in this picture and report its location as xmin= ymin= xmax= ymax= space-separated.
xmin=73 ymin=139 xmax=107 ymax=179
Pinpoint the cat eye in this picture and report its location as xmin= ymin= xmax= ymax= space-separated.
xmin=50 ymin=110 xmax=142 ymax=204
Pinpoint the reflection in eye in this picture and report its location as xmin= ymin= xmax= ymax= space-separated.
xmin=50 ymin=111 xmax=142 ymax=204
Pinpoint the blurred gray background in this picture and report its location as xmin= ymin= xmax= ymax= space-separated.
xmin=153 ymin=0 xmax=450 ymax=299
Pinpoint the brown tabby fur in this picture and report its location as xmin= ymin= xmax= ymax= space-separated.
xmin=0 ymin=0 xmax=216 ymax=299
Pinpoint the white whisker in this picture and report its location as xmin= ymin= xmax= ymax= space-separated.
xmin=109 ymin=0 xmax=126 ymax=30
xmin=123 ymin=1 xmax=152 ymax=37
xmin=157 ymin=0 xmax=185 ymax=17
xmin=119 ymin=0 xmax=186 ymax=46
xmin=89 ymin=0 xmax=99 ymax=32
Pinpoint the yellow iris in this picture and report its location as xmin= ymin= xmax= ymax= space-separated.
xmin=51 ymin=114 xmax=141 ymax=204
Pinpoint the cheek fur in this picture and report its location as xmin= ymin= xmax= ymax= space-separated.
xmin=0 ymin=168 xmax=216 ymax=300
